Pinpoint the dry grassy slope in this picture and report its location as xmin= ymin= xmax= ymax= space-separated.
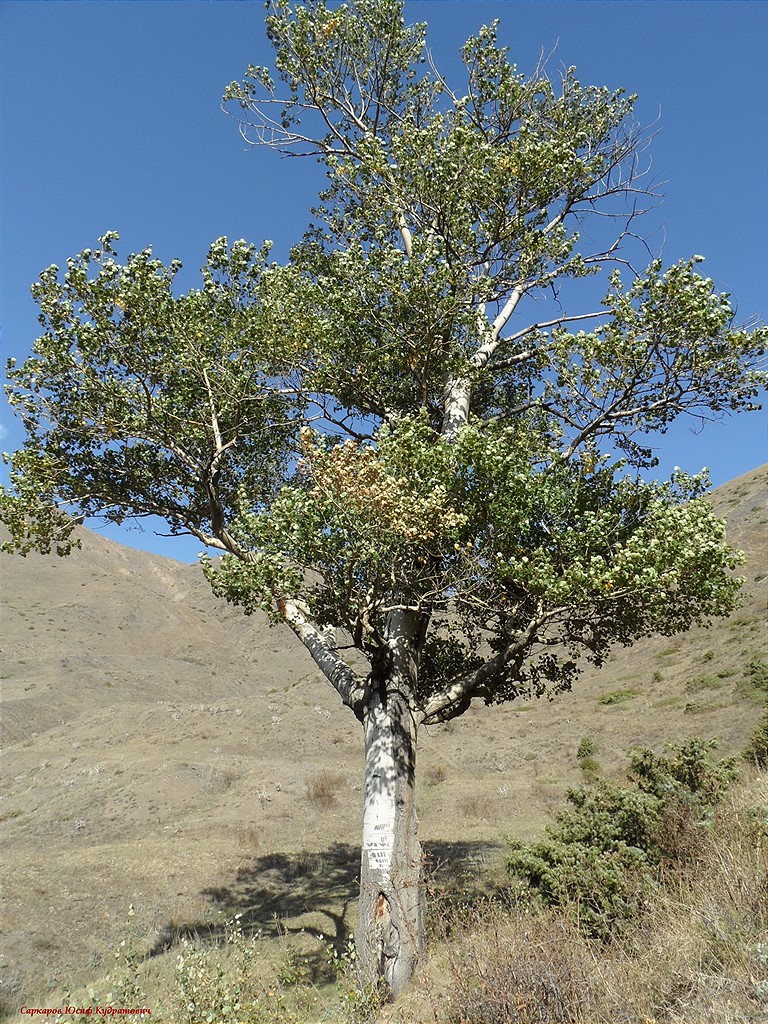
xmin=0 ymin=466 xmax=766 ymax=1009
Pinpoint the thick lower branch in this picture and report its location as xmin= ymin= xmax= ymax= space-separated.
xmin=276 ymin=594 xmax=369 ymax=719
xmin=420 ymin=616 xmax=546 ymax=724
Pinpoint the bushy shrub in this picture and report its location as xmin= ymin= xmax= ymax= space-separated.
xmin=507 ymin=780 xmax=660 ymax=939
xmin=442 ymin=784 xmax=768 ymax=1024
xmin=743 ymin=705 xmax=768 ymax=768
xmin=576 ymin=736 xmax=596 ymax=760
xmin=629 ymin=736 xmax=739 ymax=804
xmin=507 ymin=738 xmax=739 ymax=939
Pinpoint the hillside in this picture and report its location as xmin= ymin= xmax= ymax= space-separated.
xmin=0 ymin=466 xmax=766 ymax=1013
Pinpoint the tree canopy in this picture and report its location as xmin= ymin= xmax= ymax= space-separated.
xmin=3 ymin=0 xmax=764 ymax=719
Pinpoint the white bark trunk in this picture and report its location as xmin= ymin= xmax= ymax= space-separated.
xmin=442 ymin=375 xmax=471 ymax=440
xmin=356 ymin=612 xmax=425 ymax=998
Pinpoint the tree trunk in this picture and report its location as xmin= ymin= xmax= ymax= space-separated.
xmin=442 ymin=374 xmax=472 ymax=440
xmin=356 ymin=623 xmax=425 ymax=998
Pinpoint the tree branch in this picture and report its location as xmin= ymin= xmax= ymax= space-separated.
xmin=276 ymin=593 xmax=369 ymax=719
xmin=420 ymin=614 xmax=547 ymax=724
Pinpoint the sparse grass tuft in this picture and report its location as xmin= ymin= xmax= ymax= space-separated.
xmin=423 ymin=763 xmax=448 ymax=786
xmin=443 ymin=902 xmax=602 ymax=1024
xmin=599 ymin=688 xmax=640 ymax=705
xmin=457 ymin=794 xmax=498 ymax=820
xmin=305 ymin=770 xmax=344 ymax=809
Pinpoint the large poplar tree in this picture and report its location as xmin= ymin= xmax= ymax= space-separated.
xmin=2 ymin=0 xmax=766 ymax=999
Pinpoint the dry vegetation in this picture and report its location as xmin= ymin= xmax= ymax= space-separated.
xmin=411 ymin=769 xmax=768 ymax=1024
xmin=1 ymin=467 xmax=766 ymax=1021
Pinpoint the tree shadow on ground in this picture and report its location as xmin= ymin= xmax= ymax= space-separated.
xmin=146 ymin=841 xmax=359 ymax=983
xmin=147 ymin=837 xmax=505 ymax=982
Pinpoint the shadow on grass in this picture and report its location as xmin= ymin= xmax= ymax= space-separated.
xmin=147 ymin=837 xmax=504 ymax=981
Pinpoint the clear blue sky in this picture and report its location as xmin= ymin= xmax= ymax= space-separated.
xmin=1 ymin=1 xmax=766 ymax=561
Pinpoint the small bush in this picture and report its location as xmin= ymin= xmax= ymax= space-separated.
xmin=578 ymin=755 xmax=600 ymax=777
xmin=598 ymin=688 xmax=640 ymax=705
xmin=576 ymin=737 xmax=600 ymax=777
xmin=305 ymin=770 xmax=344 ymax=808
xmin=738 ymin=658 xmax=768 ymax=701
xmin=684 ymin=674 xmax=724 ymax=693
xmin=576 ymin=736 xmax=596 ymax=760
xmin=507 ymin=738 xmax=740 ymax=939
xmin=326 ymin=936 xmax=388 ymax=1024
xmin=743 ymin=705 xmax=768 ymax=768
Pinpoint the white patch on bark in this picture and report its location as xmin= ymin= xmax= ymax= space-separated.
xmin=362 ymin=701 xmax=398 ymax=880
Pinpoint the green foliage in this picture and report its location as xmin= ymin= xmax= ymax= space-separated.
xmin=172 ymin=915 xmax=298 ymax=1023
xmin=326 ymin=936 xmax=386 ymax=1024
xmin=578 ymin=756 xmax=601 ymax=777
xmin=629 ymin=736 xmax=739 ymax=804
xmin=743 ymin=705 xmax=768 ymax=768
xmin=576 ymin=736 xmax=597 ymax=759
xmin=599 ymin=688 xmax=641 ymax=705
xmin=507 ymin=738 xmax=739 ymax=938
xmin=738 ymin=658 xmax=768 ymax=701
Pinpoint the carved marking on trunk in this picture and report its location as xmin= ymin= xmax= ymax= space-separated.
xmin=374 ymin=892 xmax=400 ymax=987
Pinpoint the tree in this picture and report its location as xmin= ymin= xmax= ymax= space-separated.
xmin=2 ymin=0 xmax=766 ymax=1000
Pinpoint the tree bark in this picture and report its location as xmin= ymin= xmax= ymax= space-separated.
xmin=442 ymin=374 xmax=472 ymax=440
xmin=355 ymin=614 xmax=425 ymax=999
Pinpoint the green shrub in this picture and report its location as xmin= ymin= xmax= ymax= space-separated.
xmin=629 ymin=736 xmax=739 ymax=804
xmin=578 ymin=755 xmax=600 ymax=777
xmin=598 ymin=688 xmax=640 ymax=705
xmin=576 ymin=736 xmax=596 ymax=760
xmin=507 ymin=779 xmax=661 ymax=939
xmin=744 ymin=705 xmax=768 ymax=768
xmin=507 ymin=738 xmax=739 ymax=939
xmin=738 ymin=658 xmax=768 ymax=701
xmin=327 ymin=936 xmax=385 ymax=1024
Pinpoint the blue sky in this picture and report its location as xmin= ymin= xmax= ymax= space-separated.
xmin=1 ymin=0 xmax=766 ymax=561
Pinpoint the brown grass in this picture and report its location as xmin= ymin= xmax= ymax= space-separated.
xmin=456 ymin=793 xmax=499 ymax=820
xmin=393 ymin=773 xmax=768 ymax=1024
xmin=305 ymin=769 xmax=345 ymax=809
xmin=423 ymin=763 xmax=448 ymax=786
